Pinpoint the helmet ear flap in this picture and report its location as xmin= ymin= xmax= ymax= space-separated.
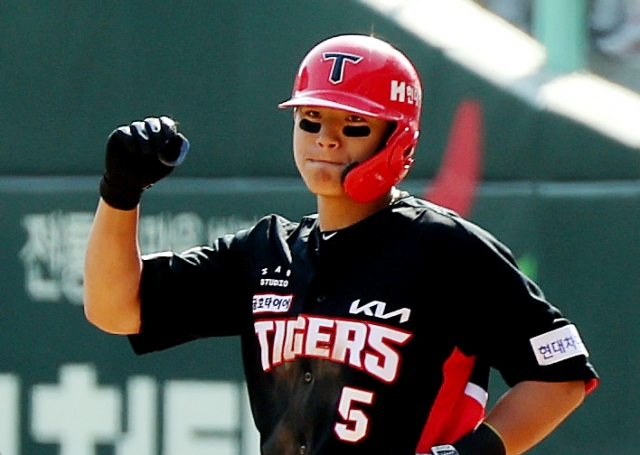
xmin=342 ymin=126 xmax=418 ymax=203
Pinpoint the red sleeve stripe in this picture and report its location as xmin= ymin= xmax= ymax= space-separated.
xmin=464 ymin=382 xmax=488 ymax=408
xmin=415 ymin=348 xmax=486 ymax=451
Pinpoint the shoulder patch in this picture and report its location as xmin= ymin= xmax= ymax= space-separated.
xmin=529 ymin=324 xmax=589 ymax=366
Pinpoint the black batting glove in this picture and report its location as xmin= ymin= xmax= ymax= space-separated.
xmin=99 ymin=116 xmax=190 ymax=210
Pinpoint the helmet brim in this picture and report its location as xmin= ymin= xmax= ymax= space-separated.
xmin=278 ymin=91 xmax=403 ymax=121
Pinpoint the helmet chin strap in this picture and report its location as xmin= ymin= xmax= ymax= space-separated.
xmin=340 ymin=162 xmax=360 ymax=185
xmin=342 ymin=160 xmax=406 ymax=204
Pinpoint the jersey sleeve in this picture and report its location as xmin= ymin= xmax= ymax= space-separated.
xmin=454 ymin=220 xmax=599 ymax=391
xmin=128 ymin=229 xmax=252 ymax=355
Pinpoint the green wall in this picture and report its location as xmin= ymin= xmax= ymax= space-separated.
xmin=2 ymin=0 xmax=639 ymax=180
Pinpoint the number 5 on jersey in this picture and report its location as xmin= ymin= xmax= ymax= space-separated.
xmin=334 ymin=386 xmax=375 ymax=443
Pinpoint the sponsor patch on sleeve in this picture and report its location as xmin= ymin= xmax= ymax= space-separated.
xmin=252 ymin=293 xmax=293 ymax=314
xmin=529 ymin=324 xmax=589 ymax=366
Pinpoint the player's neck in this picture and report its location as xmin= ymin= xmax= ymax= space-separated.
xmin=316 ymin=192 xmax=393 ymax=232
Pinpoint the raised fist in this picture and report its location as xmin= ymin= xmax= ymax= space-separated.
xmin=99 ymin=116 xmax=189 ymax=210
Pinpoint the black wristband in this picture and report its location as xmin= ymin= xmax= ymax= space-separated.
xmin=99 ymin=175 xmax=144 ymax=211
xmin=455 ymin=422 xmax=506 ymax=455
xmin=431 ymin=423 xmax=506 ymax=455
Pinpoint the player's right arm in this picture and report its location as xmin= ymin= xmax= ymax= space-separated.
xmin=84 ymin=201 xmax=143 ymax=334
xmin=83 ymin=116 xmax=189 ymax=335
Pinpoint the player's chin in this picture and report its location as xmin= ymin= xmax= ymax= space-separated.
xmin=301 ymin=164 xmax=343 ymax=186
xmin=301 ymin=174 xmax=345 ymax=197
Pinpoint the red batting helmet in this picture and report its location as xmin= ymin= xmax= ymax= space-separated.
xmin=278 ymin=34 xmax=422 ymax=202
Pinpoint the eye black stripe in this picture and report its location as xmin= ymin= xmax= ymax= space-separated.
xmin=343 ymin=125 xmax=370 ymax=137
xmin=299 ymin=119 xmax=321 ymax=133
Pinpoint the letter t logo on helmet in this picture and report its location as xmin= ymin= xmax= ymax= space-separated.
xmin=323 ymin=52 xmax=363 ymax=84
xmin=279 ymin=34 xmax=422 ymax=203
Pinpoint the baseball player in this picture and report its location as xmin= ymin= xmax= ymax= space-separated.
xmin=84 ymin=34 xmax=599 ymax=455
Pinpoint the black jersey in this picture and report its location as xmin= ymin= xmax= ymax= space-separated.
xmin=129 ymin=196 xmax=598 ymax=455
